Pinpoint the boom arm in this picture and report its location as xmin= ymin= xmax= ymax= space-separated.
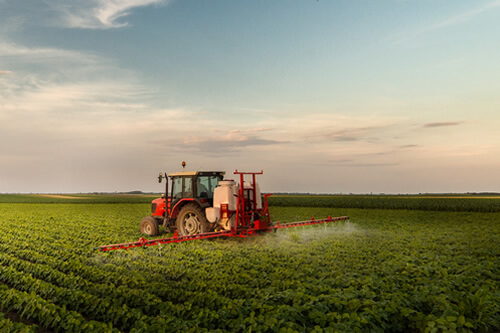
xmin=94 ymin=216 xmax=349 ymax=252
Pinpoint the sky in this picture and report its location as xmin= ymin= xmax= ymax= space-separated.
xmin=0 ymin=0 xmax=499 ymax=194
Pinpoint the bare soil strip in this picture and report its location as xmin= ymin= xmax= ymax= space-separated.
xmin=36 ymin=194 xmax=86 ymax=200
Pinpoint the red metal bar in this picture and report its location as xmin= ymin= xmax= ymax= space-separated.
xmin=251 ymin=173 xmax=257 ymax=211
xmin=94 ymin=230 xmax=233 ymax=252
xmin=233 ymin=170 xmax=267 ymax=231
xmin=233 ymin=170 xmax=264 ymax=175
xmin=270 ymin=216 xmax=349 ymax=229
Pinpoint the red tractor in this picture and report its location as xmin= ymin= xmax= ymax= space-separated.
xmin=140 ymin=169 xmax=269 ymax=237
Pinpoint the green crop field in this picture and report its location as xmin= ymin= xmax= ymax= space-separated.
xmin=268 ymin=194 xmax=500 ymax=213
xmin=0 ymin=195 xmax=498 ymax=332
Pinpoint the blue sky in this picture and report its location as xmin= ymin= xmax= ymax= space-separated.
xmin=1 ymin=0 xmax=499 ymax=193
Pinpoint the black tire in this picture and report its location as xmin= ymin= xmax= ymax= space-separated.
xmin=140 ymin=216 xmax=159 ymax=236
xmin=176 ymin=204 xmax=210 ymax=236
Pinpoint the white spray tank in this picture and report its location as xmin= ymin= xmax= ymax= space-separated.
xmin=205 ymin=180 xmax=239 ymax=227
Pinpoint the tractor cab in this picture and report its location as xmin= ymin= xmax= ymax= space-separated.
xmin=169 ymin=171 xmax=225 ymax=206
xmin=144 ymin=170 xmax=225 ymax=236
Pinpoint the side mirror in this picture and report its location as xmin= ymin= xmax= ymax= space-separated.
xmin=158 ymin=172 xmax=163 ymax=183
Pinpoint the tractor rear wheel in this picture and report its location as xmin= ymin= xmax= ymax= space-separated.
xmin=176 ymin=204 xmax=209 ymax=236
xmin=140 ymin=216 xmax=159 ymax=236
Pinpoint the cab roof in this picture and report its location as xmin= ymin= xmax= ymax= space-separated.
xmin=167 ymin=171 xmax=225 ymax=177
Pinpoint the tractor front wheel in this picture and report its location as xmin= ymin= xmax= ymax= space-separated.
xmin=176 ymin=204 xmax=209 ymax=236
xmin=140 ymin=216 xmax=159 ymax=236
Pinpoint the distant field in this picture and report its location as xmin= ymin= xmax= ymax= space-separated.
xmin=0 ymin=193 xmax=159 ymax=204
xmin=268 ymin=194 xmax=500 ymax=212
xmin=37 ymin=194 xmax=88 ymax=200
xmin=1 ymin=193 xmax=499 ymax=212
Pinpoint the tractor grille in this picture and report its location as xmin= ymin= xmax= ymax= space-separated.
xmin=151 ymin=203 xmax=157 ymax=214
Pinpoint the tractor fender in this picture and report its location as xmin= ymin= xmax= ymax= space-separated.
xmin=170 ymin=198 xmax=200 ymax=219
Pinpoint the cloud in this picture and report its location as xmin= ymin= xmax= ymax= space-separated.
xmin=0 ymin=63 xmax=285 ymax=165
xmin=47 ymin=0 xmax=172 ymax=29
xmin=1 ymin=80 xmax=147 ymax=114
xmin=426 ymin=0 xmax=500 ymax=31
xmin=329 ymin=161 xmax=398 ymax=167
xmin=0 ymin=0 xmax=172 ymax=31
xmin=0 ymin=41 xmax=108 ymax=79
xmin=0 ymin=40 xmax=140 ymax=132
xmin=325 ymin=126 xmax=378 ymax=142
xmin=385 ymin=1 xmax=500 ymax=46
xmin=0 ymin=41 xmax=87 ymax=59
xmin=327 ymin=154 xmax=398 ymax=167
xmin=0 ymin=39 xmax=153 ymax=115
xmin=0 ymin=39 xmax=167 ymax=153
xmin=174 ymin=129 xmax=288 ymax=156
xmin=313 ymin=122 xmax=404 ymax=145
xmin=423 ymin=121 xmax=462 ymax=128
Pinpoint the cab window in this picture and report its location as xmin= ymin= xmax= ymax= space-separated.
xmin=172 ymin=177 xmax=193 ymax=199
xmin=196 ymin=175 xmax=222 ymax=198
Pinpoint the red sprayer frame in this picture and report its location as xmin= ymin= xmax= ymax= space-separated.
xmin=95 ymin=170 xmax=349 ymax=252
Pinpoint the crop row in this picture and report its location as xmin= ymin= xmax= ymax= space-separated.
xmin=0 ymin=283 xmax=119 ymax=333
xmin=0 ymin=311 xmax=36 ymax=333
